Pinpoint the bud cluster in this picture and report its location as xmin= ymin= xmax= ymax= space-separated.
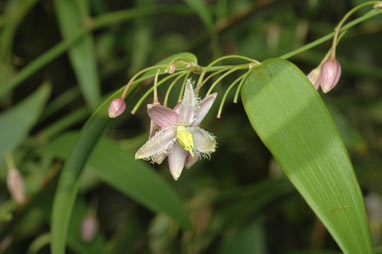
xmin=307 ymin=57 xmax=342 ymax=94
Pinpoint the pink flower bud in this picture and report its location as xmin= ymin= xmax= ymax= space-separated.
xmin=320 ymin=58 xmax=341 ymax=93
xmin=108 ymin=98 xmax=126 ymax=118
xmin=81 ymin=214 xmax=98 ymax=243
xmin=167 ymin=62 xmax=176 ymax=74
xmin=7 ymin=168 xmax=26 ymax=204
xmin=307 ymin=68 xmax=321 ymax=90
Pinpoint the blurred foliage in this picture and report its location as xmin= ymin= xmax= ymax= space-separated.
xmin=0 ymin=0 xmax=381 ymax=253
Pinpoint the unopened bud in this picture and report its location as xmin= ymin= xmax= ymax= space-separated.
xmin=7 ymin=168 xmax=26 ymax=204
xmin=108 ymin=98 xmax=126 ymax=118
xmin=167 ymin=62 xmax=176 ymax=74
xmin=320 ymin=58 xmax=341 ymax=93
xmin=307 ymin=67 xmax=321 ymax=90
xmin=81 ymin=214 xmax=98 ymax=243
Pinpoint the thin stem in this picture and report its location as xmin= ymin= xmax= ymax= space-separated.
xmin=279 ymin=8 xmax=382 ymax=59
xmin=330 ymin=1 xmax=378 ymax=58
xmin=121 ymin=65 xmax=166 ymax=99
xmin=177 ymin=75 xmax=189 ymax=103
xmin=216 ymin=74 xmax=246 ymax=118
xmin=196 ymin=55 xmax=258 ymax=90
xmin=164 ymin=71 xmax=188 ymax=106
xmin=233 ymin=71 xmax=252 ymax=103
xmin=206 ymin=66 xmax=247 ymax=96
xmin=177 ymin=72 xmax=191 ymax=103
xmin=131 ymin=72 xmax=184 ymax=114
xmin=153 ymin=69 xmax=160 ymax=104
xmin=318 ymin=31 xmax=347 ymax=67
xmin=196 ymin=67 xmax=232 ymax=92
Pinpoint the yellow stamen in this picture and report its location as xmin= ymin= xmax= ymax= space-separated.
xmin=176 ymin=126 xmax=194 ymax=157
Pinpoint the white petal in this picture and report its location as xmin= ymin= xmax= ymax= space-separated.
xmin=185 ymin=153 xmax=199 ymax=169
xmin=136 ymin=127 xmax=176 ymax=160
xmin=178 ymin=80 xmax=196 ymax=125
xmin=192 ymin=93 xmax=217 ymax=127
xmin=168 ymin=144 xmax=187 ymax=180
xmin=152 ymin=152 xmax=167 ymax=164
xmin=190 ymin=127 xmax=216 ymax=153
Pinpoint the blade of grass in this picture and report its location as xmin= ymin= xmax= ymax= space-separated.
xmin=0 ymin=84 xmax=50 ymax=166
xmin=241 ymin=58 xmax=372 ymax=253
xmin=55 ymin=0 xmax=101 ymax=109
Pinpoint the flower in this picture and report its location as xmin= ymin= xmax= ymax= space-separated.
xmin=135 ymin=80 xmax=217 ymax=180
xmin=320 ymin=58 xmax=341 ymax=93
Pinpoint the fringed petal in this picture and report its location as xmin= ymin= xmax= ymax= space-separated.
xmin=192 ymin=93 xmax=217 ymax=127
xmin=135 ymin=127 xmax=176 ymax=160
xmin=190 ymin=127 xmax=216 ymax=153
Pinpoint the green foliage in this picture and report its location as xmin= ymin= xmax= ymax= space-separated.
xmin=0 ymin=1 xmax=381 ymax=253
xmin=0 ymin=85 xmax=50 ymax=166
xmin=55 ymin=0 xmax=101 ymax=109
xmin=241 ymin=58 xmax=373 ymax=253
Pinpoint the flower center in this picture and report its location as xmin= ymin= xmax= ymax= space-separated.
xmin=176 ymin=126 xmax=194 ymax=157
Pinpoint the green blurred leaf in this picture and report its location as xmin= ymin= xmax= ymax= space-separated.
xmin=241 ymin=58 xmax=372 ymax=253
xmin=55 ymin=0 xmax=101 ymax=109
xmin=184 ymin=0 xmax=214 ymax=30
xmin=128 ymin=0 xmax=154 ymax=75
xmin=66 ymin=198 xmax=105 ymax=254
xmin=45 ymin=132 xmax=190 ymax=229
xmin=50 ymin=52 xmax=195 ymax=254
xmin=0 ymin=85 xmax=50 ymax=166
xmin=219 ymin=219 xmax=265 ymax=254
xmin=324 ymin=98 xmax=366 ymax=153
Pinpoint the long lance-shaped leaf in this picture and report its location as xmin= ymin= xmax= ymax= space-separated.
xmin=241 ymin=58 xmax=372 ymax=253
xmin=55 ymin=0 xmax=101 ymax=109
xmin=0 ymin=84 xmax=50 ymax=166
xmin=51 ymin=52 xmax=196 ymax=254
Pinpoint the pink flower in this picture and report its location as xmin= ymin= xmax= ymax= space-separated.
xmin=135 ymin=80 xmax=217 ymax=180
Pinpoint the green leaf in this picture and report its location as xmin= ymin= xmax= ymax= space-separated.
xmin=183 ymin=0 xmax=214 ymax=30
xmin=0 ymin=85 xmax=50 ymax=166
xmin=128 ymin=0 xmax=154 ymax=75
xmin=66 ymin=198 xmax=106 ymax=254
xmin=55 ymin=0 xmax=101 ymax=109
xmin=45 ymin=131 xmax=190 ymax=228
xmin=50 ymin=52 xmax=194 ymax=254
xmin=219 ymin=219 xmax=265 ymax=254
xmin=241 ymin=58 xmax=372 ymax=253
